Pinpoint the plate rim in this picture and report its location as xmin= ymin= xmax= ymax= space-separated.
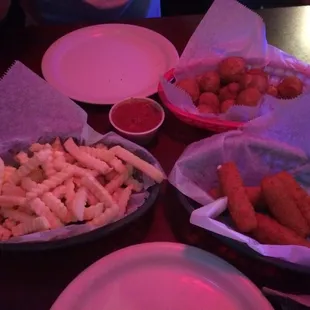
xmin=41 ymin=23 xmax=179 ymax=105
xmin=51 ymin=242 xmax=273 ymax=310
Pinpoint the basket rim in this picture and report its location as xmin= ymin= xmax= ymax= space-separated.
xmin=158 ymin=68 xmax=244 ymax=130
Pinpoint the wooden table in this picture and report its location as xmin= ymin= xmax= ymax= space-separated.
xmin=0 ymin=6 xmax=310 ymax=310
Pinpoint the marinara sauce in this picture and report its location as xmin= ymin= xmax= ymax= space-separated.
xmin=111 ymin=99 xmax=163 ymax=133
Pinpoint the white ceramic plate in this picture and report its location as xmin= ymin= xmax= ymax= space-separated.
xmin=42 ymin=24 xmax=179 ymax=105
xmin=51 ymin=242 xmax=273 ymax=310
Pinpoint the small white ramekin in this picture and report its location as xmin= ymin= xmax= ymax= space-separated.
xmin=109 ymin=97 xmax=165 ymax=145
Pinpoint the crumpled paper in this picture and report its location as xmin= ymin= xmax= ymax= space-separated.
xmin=0 ymin=61 xmax=162 ymax=243
xmin=169 ymin=95 xmax=310 ymax=266
xmin=160 ymin=0 xmax=310 ymax=123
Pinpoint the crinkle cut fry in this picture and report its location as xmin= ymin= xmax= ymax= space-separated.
xmin=26 ymin=165 xmax=74 ymax=200
xmin=2 ymin=183 xmax=26 ymax=197
xmin=217 ymin=162 xmax=257 ymax=233
xmin=64 ymin=138 xmax=111 ymax=175
xmin=81 ymin=175 xmax=119 ymax=211
xmin=14 ymin=151 xmax=29 ymax=165
xmin=10 ymin=149 xmax=51 ymax=185
xmin=90 ymin=204 xmax=119 ymax=226
xmin=105 ymin=166 xmax=132 ymax=194
xmin=117 ymin=185 xmax=132 ymax=218
xmin=2 ymin=218 xmax=17 ymax=230
xmin=84 ymin=203 xmax=104 ymax=221
xmin=1 ymin=208 xmax=34 ymax=223
xmin=109 ymin=146 xmax=165 ymax=183
xmin=79 ymin=146 xmax=126 ymax=173
xmin=0 ymin=224 xmax=12 ymax=240
xmin=29 ymin=198 xmax=62 ymax=228
xmin=70 ymin=187 xmax=87 ymax=221
xmin=42 ymin=192 xmax=68 ymax=222
xmin=0 ymin=157 xmax=5 ymax=194
xmin=12 ymin=216 xmax=50 ymax=237
xmin=3 ymin=166 xmax=16 ymax=183
xmin=0 ymin=196 xmax=26 ymax=208
xmin=21 ymin=177 xmax=37 ymax=191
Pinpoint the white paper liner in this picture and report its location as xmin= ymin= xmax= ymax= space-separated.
xmin=169 ymin=124 xmax=310 ymax=266
xmin=160 ymin=0 xmax=310 ymax=123
xmin=0 ymin=61 xmax=163 ymax=243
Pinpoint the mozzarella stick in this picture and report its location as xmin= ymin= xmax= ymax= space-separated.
xmin=276 ymin=171 xmax=310 ymax=228
xmin=252 ymin=213 xmax=310 ymax=248
xmin=110 ymin=146 xmax=165 ymax=183
xmin=261 ymin=175 xmax=309 ymax=237
xmin=208 ymin=186 xmax=267 ymax=210
xmin=218 ymin=162 xmax=257 ymax=233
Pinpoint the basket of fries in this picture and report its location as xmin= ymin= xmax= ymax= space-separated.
xmin=168 ymin=94 xmax=310 ymax=273
xmin=0 ymin=61 xmax=165 ymax=251
xmin=158 ymin=0 xmax=310 ymax=133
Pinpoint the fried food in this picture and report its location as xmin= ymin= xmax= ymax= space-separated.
xmin=266 ymin=85 xmax=278 ymax=97
xmin=236 ymin=87 xmax=262 ymax=107
xmin=261 ymin=175 xmax=309 ymax=237
xmin=240 ymin=73 xmax=268 ymax=93
xmin=218 ymin=57 xmax=246 ymax=83
xmin=176 ymin=78 xmax=200 ymax=103
xmin=277 ymin=76 xmax=303 ymax=99
xmin=247 ymin=68 xmax=268 ymax=78
xmin=220 ymin=99 xmax=235 ymax=113
xmin=218 ymin=83 xmax=240 ymax=102
xmin=252 ymin=213 xmax=310 ymax=248
xmin=198 ymin=92 xmax=220 ymax=114
xmin=217 ymin=162 xmax=257 ymax=233
xmin=276 ymin=171 xmax=310 ymax=228
xmin=208 ymin=186 xmax=266 ymax=211
xmin=198 ymin=71 xmax=220 ymax=93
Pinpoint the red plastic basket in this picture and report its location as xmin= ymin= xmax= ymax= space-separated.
xmin=158 ymin=69 xmax=243 ymax=133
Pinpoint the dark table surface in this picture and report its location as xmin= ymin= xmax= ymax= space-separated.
xmin=0 ymin=5 xmax=310 ymax=310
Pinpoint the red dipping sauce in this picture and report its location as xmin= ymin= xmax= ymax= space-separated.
xmin=111 ymin=99 xmax=163 ymax=133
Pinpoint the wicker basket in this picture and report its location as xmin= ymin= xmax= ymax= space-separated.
xmin=158 ymin=61 xmax=310 ymax=132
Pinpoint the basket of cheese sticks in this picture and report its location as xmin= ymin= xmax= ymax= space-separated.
xmin=0 ymin=61 xmax=164 ymax=250
xmin=169 ymin=93 xmax=310 ymax=271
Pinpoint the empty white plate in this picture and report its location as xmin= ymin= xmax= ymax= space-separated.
xmin=51 ymin=242 xmax=273 ymax=310
xmin=42 ymin=24 xmax=179 ymax=105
